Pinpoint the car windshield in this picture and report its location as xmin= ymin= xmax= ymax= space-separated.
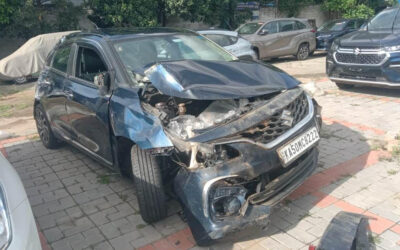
xmin=237 ymin=23 xmax=262 ymax=34
xmin=367 ymin=8 xmax=399 ymax=30
xmin=113 ymin=34 xmax=236 ymax=76
xmin=318 ymin=20 xmax=347 ymax=32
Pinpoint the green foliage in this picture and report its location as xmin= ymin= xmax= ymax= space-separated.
xmin=322 ymin=0 xmax=375 ymax=19
xmin=87 ymin=0 xmax=251 ymax=30
xmin=0 ymin=0 xmax=20 ymax=26
xmin=278 ymin=0 xmax=313 ymax=17
xmin=3 ymin=0 xmax=81 ymax=39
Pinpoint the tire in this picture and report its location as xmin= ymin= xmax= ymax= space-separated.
xmin=183 ymin=205 xmax=214 ymax=246
xmin=131 ymin=145 xmax=167 ymax=223
xmin=14 ymin=76 xmax=27 ymax=84
xmin=34 ymin=104 xmax=63 ymax=149
xmin=296 ymin=43 xmax=310 ymax=60
xmin=335 ymin=82 xmax=354 ymax=89
xmin=309 ymin=50 xmax=315 ymax=56
xmin=253 ymin=48 xmax=260 ymax=60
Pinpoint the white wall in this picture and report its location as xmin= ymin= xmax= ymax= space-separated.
xmin=259 ymin=5 xmax=329 ymax=27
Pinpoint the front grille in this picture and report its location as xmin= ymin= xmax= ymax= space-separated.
xmin=241 ymin=93 xmax=309 ymax=144
xmin=335 ymin=52 xmax=386 ymax=65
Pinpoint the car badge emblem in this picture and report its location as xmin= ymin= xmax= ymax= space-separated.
xmin=281 ymin=110 xmax=294 ymax=127
xmin=354 ymin=48 xmax=361 ymax=55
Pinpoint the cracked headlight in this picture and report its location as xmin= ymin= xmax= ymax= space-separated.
xmin=0 ymin=185 xmax=11 ymax=250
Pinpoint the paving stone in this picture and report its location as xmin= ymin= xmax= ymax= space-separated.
xmin=43 ymin=227 xmax=64 ymax=243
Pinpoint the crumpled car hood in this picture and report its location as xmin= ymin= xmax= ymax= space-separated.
xmin=145 ymin=60 xmax=300 ymax=100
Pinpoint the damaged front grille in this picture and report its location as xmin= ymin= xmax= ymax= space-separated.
xmin=240 ymin=92 xmax=309 ymax=144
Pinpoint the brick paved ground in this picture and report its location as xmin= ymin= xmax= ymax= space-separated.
xmin=1 ymin=80 xmax=400 ymax=250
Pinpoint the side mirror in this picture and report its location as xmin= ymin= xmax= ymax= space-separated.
xmin=94 ymin=72 xmax=110 ymax=95
xmin=259 ymin=29 xmax=269 ymax=36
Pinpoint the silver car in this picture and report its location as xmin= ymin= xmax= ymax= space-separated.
xmin=237 ymin=18 xmax=316 ymax=60
xmin=0 ymin=154 xmax=41 ymax=250
xmin=198 ymin=30 xmax=257 ymax=60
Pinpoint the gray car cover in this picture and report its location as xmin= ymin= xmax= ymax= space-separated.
xmin=0 ymin=31 xmax=78 ymax=80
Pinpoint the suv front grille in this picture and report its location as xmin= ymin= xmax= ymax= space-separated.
xmin=335 ymin=52 xmax=386 ymax=65
xmin=241 ymin=93 xmax=309 ymax=144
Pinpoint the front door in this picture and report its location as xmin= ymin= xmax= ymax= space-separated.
xmin=257 ymin=21 xmax=281 ymax=58
xmin=64 ymin=44 xmax=113 ymax=164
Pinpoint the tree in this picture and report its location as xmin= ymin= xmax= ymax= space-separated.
xmin=0 ymin=0 xmax=20 ymax=26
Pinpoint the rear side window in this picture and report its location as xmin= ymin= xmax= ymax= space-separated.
xmin=52 ymin=46 xmax=71 ymax=73
xmin=204 ymin=34 xmax=238 ymax=46
xmin=279 ymin=20 xmax=296 ymax=32
xmin=296 ymin=21 xmax=306 ymax=30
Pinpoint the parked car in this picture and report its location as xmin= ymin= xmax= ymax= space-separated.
xmin=316 ymin=19 xmax=366 ymax=51
xmin=0 ymin=153 xmax=41 ymax=250
xmin=0 ymin=31 xmax=77 ymax=84
xmin=327 ymin=7 xmax=400 ymax=89
xmin=34 ymin=28 xmax=322 ymax=246
xmin=198 ymin=29 xmax=257 ymax=60
xmin=236 ymin=18 xmax=316 ymax=60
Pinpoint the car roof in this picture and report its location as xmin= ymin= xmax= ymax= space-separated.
xmin=197 ymin=30 xmax=238 ymax=37
xmin=63 ymin=27 xmax=197 ymax=43
xmin=245 ymin=18 xmax=308 ymax=24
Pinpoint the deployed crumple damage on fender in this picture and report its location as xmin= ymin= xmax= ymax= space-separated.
xmin=137 ymin=59 xmax=320 ymax=243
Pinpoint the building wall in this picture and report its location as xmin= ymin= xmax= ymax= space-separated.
xmin=259 ymin=5 xmax=329 ymax=27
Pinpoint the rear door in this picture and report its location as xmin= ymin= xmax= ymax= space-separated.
xmin=41 ymin=44 xmax=73 ymax=139
xmin=276 ymin=20 xmax=298 ymax=56
xmin=64 ymin=43 xmax=113 ymax=164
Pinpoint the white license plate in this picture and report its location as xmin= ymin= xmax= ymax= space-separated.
xmin=277 ymin=127 xmax=320 ymax=166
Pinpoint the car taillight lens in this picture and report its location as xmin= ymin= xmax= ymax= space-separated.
xmin=0 ymin=185 xmax=11 ymax=250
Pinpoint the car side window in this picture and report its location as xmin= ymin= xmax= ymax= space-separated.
xmin=295 ymin=21 xmax=306 ymax=30
xmin=261 ymin=21 xmax=278 ymax=34
xmin=204 ymin=34 xmax=232 ymax=47
xmin=346 ymin=20 xmax=357 ymax=30
xmin=279 ymin=20 xmax=295 ymax=32
xmin=75 ymin=47 xmax=107 ymax=84
xmin=52 ymin=46 xmax=71 ymax=73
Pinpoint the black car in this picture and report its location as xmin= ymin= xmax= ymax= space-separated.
xmin=34 ymin=28 xmax=322 ymax=245
xmin=316 ymin=19 xmax=365 ymax=51
xmin=327 ymin=7 xmax=400 ymax=89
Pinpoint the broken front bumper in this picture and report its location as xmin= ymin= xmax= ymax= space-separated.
xmin=174 ymin=97 xmax=321 ymax=240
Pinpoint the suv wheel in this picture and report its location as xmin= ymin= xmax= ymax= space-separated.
xmin=335 ymin=82 xmax=354 ymax=89
xmin=296 ymin=43 xmax=310 ymax=60
xmin=34 ymin=104 xmax=62 ymax=149
xmin=131 ymin=145 xmax=167 ymax=223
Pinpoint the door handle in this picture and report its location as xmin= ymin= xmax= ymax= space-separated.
xmin=64 ymin=89 xmax=74 ymax=99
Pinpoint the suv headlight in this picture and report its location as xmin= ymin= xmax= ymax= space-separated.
xmin=330 ymin=40 xmax=339 ymax=51
xmin=0 ymin=185 xmax=11 ymax=249
xmin=385 ymin=45 xmax=400 ymax=52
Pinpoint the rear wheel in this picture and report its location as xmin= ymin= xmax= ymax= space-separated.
xmin=34 ymin=104 xmax=62 ymax=149
xmin=14 ymin=76 xmax=27 ymax=84
xmin=131 ymin=145 xmax=167 ymax=223
xmin=296 ymin=43 xmax=310 ymax=60
xmin=335 ymin=82 xmax=354 ymax=89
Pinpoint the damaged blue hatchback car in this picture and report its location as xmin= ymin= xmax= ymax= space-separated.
xmin=34 ymin=28 xmax=322 ymax=246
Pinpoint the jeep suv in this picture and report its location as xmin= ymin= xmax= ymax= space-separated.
xmin=327 ymin=7 xmax=400 ymax=88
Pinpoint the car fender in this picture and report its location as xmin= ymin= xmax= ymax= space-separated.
xmin=109 ymin=87 xmax=173 ymax=149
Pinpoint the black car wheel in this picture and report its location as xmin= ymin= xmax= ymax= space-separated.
xmin=34 ymin=104 xmax=63 ymax=149
xmin=297 ymin=43 xmax=310 ymax=60
xmin=335 ymin=82 xmax=354 ymax=89
xmin=131 ymin=145 xmax=167 ymax=223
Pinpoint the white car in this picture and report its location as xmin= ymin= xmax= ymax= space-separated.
xmin=198 ymin=30 xmax=257 ymax=60
xmin=0 ymin=154 xmax=41 ymax=250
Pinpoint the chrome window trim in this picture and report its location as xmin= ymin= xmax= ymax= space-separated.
xmin=333 ymin=48 xmax=389 ymax=66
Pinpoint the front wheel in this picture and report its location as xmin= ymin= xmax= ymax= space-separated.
xmin=131 ymin=145 xmax=167 ymax=223
xmin=296 ymin=44 xmax=310 ymax=60
xmin=34 ymin=104 xmax=63 ymax=149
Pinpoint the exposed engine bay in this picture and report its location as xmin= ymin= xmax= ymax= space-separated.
xmin=140 ymin=85 xmax=283 ymax=169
